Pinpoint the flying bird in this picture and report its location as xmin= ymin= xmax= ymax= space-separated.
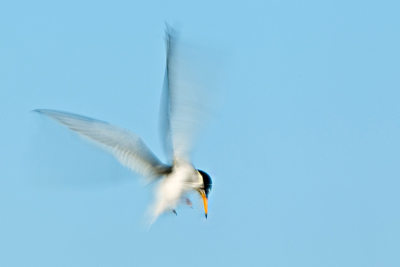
xmin=34 ymin=25 xmax=213 ymax=224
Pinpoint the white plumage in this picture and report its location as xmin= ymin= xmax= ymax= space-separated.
xmin=34 ymin=25 xmax=212 ymax=224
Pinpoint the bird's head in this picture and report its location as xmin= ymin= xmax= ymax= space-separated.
xmin=197 ymin=170 xmax=212 ymax=219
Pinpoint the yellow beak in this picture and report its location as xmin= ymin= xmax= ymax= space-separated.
xmin=200 ymin=191 xmax=208 ymax=219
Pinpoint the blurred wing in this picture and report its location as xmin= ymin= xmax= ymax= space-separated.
xmin=159 ymin=66 xmax=173 ymax=164
xmin=34 ymin=109 xmax=171 ymax=180
xmin=162 ymin=25 xmax=210 ymax=163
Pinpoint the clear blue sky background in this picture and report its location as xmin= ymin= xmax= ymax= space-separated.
xmin=1 ymin=1 xmax=400 ymax=266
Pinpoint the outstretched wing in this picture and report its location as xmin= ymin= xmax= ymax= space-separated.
xmin=35 ymin=109 xmax=171 ymax=179
xmin=161 ymin=25 xmax=211 ymax=164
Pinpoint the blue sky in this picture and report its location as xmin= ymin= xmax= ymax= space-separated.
xmin=1 ymin=1 xmax=400 ymax=266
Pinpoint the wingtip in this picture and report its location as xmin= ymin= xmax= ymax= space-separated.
xmin=164 ymin=25 xmax=173 ymax=46
xmin=164 ymin=22 xmax=181 ymax=40
xmin=32 ymin=109 xmax=51 ymax=116
xmin=164 ymin=21 xmax=171 ymax=32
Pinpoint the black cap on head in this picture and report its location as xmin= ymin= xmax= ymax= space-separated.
xmin=197 ymin=170 xmax=212 ymax=198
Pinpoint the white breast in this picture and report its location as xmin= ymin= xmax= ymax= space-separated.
xmin=148 ymin=162 xmax=202 ymax=224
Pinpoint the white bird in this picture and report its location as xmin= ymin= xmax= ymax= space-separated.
xmin=34 ymin=25 xmax=212 ymax=224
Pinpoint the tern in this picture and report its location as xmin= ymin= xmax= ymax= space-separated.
xmin=34 ymin=25 xmax=213 ymax=224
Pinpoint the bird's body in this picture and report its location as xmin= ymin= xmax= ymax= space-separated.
xmin=34 ymin=25 xmax=213 ymax=225
xmin=152 ymin=161 xmax=202 ymax=218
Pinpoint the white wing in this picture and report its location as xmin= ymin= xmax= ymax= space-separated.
xmin=162 ymin=26 xmax=211 ymax=163
xmin=34 ymin=109 xmax=171 ymax=180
